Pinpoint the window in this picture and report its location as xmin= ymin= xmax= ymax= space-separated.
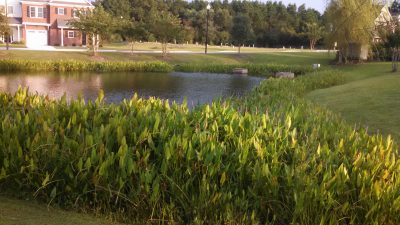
xmin=29 ymin=6 xmax=45 ymax=18
xmin=7 ymin=6 xmax=13 ymax=14
xmin=68 ymin=31 xmax=75 ymax=38
xmin=29 ymin=6 xmax=36 ymax=17
xmin=37 ymin=7 xmax=43 ymax=17
xmin=57 ymin=8 xmax=65 ymax=15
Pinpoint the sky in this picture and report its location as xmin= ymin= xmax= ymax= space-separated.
xmin=276 ymin=0 xmax=327 ymax=13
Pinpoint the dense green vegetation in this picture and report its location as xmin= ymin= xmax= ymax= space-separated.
xmin=0 ymin=69 xmax=399 ymax=224
xmin=101 ymin=0 xmax=324 ymax=48
xmin=0 ymin=59 xmax=315 ymax=76
xmin=175 ymin=63 xmax=314 ymax=76
xmin=0 ymin=60 xmax=172 ymax=73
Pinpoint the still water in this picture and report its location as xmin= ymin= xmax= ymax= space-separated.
xmin=0 ymin=72 xmax=263 ymax=106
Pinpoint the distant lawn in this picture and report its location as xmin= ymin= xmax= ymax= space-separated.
xmin=307 ymin=62 xmax=400 ymax=140
xmin=103 ymin=42 xmax=288 ymax=53
xmin=0 ymin=43 xmax=26 ymax=48
xmin=0 ymin=50 xmax=334 ymax=66
xmin=0 ymin=197 xmax=122 ymax=225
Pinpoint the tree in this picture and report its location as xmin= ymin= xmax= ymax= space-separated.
xmin=150 ymin=11 xmax=183 ymax=57
xmin=69 ymin=6 xmax=115 ymax=56
xmin=120 ymin=20 xmax=147 ymax=54
xmin=101 ymin=0 xmax=132 ymax=19
xmin=0 ymin=8 xmax=11 ymax=50
xmin=377 ymin=17 xmax=400 ymax=71
xmin=326 ymin=0 xmax=382 ymax=63
xmin=305 ymin=22 xmax=324 ymax=50
xmin=390 ymin=0 xmax=400 ymax=14
xmin=386 ymin=26 xmax=400 ymax=72
xmin=214 ymin=8 xmax=232 ymax=45
xmin=100 ymin=0 xmax=326 ymax=49
xmin=231 ymin=14 xmax=253 ymax=54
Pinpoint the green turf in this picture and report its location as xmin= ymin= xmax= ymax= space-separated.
xmin=307 ymin=62 xmax=400 ymax=140
xmin=0 ymin=197 xmax=123 ymax=225
xmin=0 ymin=50 xmax=334 ymax=66
xmin=103 ymin=42 xmax=288 ymax=53
xmin=336 ymin=62 xmax=395 ymax=81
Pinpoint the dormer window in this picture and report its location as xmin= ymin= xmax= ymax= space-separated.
xmin=57 ymin=8 xmax=65 ymax=15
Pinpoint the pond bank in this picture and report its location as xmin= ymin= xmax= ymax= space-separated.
xmin=0 ymin=69 xmax=398 ymax=224
xmin=0 ymin=59 xmax=314 ymax=76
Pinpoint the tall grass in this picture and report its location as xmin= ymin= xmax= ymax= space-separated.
xmin=0 ymin=60 xmax=173 ymax=73
xmin=0 ymin=70 xmax=399 ymax=224
xmin=0 ymin=60 xmax=314 ymax=76
xmin=175 ymin=63 xmax=315 ymax=76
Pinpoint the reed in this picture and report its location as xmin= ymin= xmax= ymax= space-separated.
xmin=175 ymin=63 xmax=315 ymax=76
xmin=0 ymin=60 xmax=173 ymax=73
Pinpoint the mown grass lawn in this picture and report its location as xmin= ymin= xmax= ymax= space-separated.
xmin=103 ymin=42 xmax=302 ymax=53
xmin=307 ymin=62 xmax=400 ymax=140
xmin=0 ymin=50 xmax=335 ymax=66
xmin=0 ymin=197 xmax=122 ymax=225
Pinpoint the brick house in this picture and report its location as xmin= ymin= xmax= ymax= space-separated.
xmin=0 ymin=0 xmax=93 ymax=47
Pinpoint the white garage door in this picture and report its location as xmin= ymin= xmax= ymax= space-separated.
xmin=26 ymin=30 xmax=48 ymax=48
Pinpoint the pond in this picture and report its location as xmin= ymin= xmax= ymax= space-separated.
xmin=0 ymin=72 xmax=264 ymax=106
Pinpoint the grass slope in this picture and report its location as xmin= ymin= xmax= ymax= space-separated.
xmin=307 ymin=62 xmax=400 ymax=139
xmin=0 ymin=50 xmax=335 ymax=66
xmin=0 ymin=197 xmax=122 ymax=225
xmin=308 ymin=73 xmax=400 ymax=139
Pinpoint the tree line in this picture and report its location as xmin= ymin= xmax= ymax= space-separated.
xmin=98 ymin=0 xmax=324 ymax=49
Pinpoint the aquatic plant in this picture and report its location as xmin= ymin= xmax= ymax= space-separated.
xmin=0 ymin=70 xmax=398 ymax=224
xmin=175 ymin=63 xmax=315 ymax=76
xmin=0 ymin=60 xmax=173 ymax=73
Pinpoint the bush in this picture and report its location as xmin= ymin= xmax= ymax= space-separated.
xmin=0 ymin=70 xmax=398 ymax=224
xmin=11 ymin=41 xmax=25 ymax=45
xmin=370 ymin=43 xmax=391 ymax=61
xmin=174 ymin=63 xmax=315 ymax=76
xmin=0 ymin=60 xmax=173 ymax=73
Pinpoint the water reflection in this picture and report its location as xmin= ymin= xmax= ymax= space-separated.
xmin=0 ymin=72 xmax=263 ymax=106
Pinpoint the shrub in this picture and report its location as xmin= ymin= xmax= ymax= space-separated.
xmin=0 ymin=60 xmax=173 ymax=73
xmin=174 ymin=63 xmax=315 ymax=76
xmin=370 ymin=43 xmax=391 ymax=61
